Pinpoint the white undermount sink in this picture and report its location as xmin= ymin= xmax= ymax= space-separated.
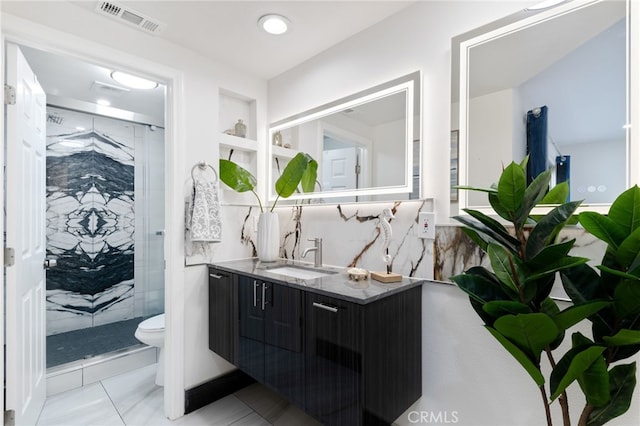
xmin=267 ymin=266 xmax=336 ymax=280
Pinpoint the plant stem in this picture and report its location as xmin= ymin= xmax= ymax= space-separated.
xmin=540 ymin=385 xmax=553 ymax=426
xmin=546 ymin=348 xmax=571 ymax=426
xmin=578 ymin=404 xmax=594 ymax=426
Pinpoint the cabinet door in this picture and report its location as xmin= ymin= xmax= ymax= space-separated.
xmin=238 ymin=275 xmax=265 ymax=381
xmin=305 ymin=293 xmax=363 ymax=425
xmin=264 ymin=283 xmax=304 ymax=408
xmin=208 ymin=268 xmax=235 ymax=363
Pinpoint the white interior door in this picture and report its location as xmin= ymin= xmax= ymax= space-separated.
xmin=322 ymin=147 xmax=358 ymax=191
xmin=5 ymin=42 xmax=47 ymax=426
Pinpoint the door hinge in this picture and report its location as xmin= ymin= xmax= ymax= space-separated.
xmin=4 ymin=84 xmax=16 ymax=105
xmin=4 ymin=409 xmax=15 ymax=426
xmin=4 ymin=247 xmax=16 ymax=267
xmin=355 ymin=164 xmax=361 ymax=175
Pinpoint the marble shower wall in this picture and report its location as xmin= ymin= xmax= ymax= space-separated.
xmin=46 ymin=106 xmax=137 ymax=335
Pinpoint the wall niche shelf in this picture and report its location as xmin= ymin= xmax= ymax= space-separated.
xmin=218 ymin=88 xmax=259 ymax=206
xmin=272 ymin=145 xmax=298 ymax=159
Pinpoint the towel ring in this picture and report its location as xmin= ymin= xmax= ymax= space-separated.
xmin=190 ymin=162 xmax=218 ymax=183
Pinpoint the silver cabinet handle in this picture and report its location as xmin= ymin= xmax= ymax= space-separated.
xmin=209 ymin=273 xmax=222 ymax=279
xmin=313 ymin=302 xmax=338 ymax=313
xmin=261 ymin=283 xmax=267 ymax=311
xmin=253 ymin=280 xmax=259 ymax=307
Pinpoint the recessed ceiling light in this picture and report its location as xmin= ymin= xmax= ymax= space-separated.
xmin=96 ymin=99 xmax=111 ymax=106
xmin=526 ymin=0 xmax=567 ymax=10
xmin=258 ymin=14 xmax=290 ymax=35
xmin=110 ymin=71 xmax=158 ymax=89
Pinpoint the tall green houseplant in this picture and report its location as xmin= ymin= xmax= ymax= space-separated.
xmin=451 ymin=158 xmax=639 ymax=426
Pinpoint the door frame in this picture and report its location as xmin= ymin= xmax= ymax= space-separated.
xmin=0 ymin=16 xmax=186 ymax=421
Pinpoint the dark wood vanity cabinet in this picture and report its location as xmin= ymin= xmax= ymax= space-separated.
xmin=305 ymin=286 xmax=422 ymax=425
xmin=237 ymin=275 xmax=305 ymax=408
xmin=208 ymin=268 xmax=237 ymax=363
xmin=208 ymin=265 xmax=422 ymax=425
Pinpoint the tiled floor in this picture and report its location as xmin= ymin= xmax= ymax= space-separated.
xmin=37 ymin=364 xmax=321 ymax=426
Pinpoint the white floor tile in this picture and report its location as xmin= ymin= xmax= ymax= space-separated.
xmin=101 ymin=364 xmax=172 ymax=426
xmin=36 ymin=382 xmax=124 ymax=426
xmin=175 ymin=395 xmax=254 ymax=426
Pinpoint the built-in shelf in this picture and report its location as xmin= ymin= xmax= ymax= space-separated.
xmin=220 ymin=133 xmax=258 ymax=153
xmin=272 ymin=145 xmax=298 ymax=159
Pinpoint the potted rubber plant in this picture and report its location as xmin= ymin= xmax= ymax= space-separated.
xmin=220 ymin=152 xmax=317 ymax=261
xmin=451 ymin=157 xmax=639 ymax=426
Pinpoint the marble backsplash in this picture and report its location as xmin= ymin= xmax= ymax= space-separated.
xmin=187 ymin=199 xmax=435 ymax=279
xmin=190 ymin=201 xmax=607 ymax=295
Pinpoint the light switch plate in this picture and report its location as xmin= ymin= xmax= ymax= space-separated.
xmin=418 ymin=212 xmax=436 ymax=239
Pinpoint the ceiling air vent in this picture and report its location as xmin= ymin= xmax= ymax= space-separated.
xmin=95 ymin=1 xmax=166 ymax=35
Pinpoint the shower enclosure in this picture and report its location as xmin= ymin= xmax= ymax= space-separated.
xmin=45 ymin=105 xmax=164 ymax=368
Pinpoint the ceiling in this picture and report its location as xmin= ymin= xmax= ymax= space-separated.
xmin=5 ymin=1 xmax=415 ymax=124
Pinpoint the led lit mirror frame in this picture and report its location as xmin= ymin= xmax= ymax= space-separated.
xmin=455 ymin=0 xmax=638 ymax=215
xmin=268 ymin=71 xmax=420 ymax=204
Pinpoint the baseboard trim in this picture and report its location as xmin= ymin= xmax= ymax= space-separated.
xmin=184 ymin=369 xmax=255 ymax=414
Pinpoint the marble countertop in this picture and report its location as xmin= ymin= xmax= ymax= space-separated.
xmin=210 ymin=258 xmax=426 ymax=305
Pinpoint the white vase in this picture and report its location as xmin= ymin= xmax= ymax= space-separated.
xmin=257 ymin=212 xmax=279 ymax=262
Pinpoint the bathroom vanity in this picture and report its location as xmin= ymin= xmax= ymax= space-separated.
xmin=208 ymin=259 xmax=423 ymax=425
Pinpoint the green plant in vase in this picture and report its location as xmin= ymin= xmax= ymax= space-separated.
xmin=451 ymin=157 xmax=639 ymax=426
xmin=219 ymin=152 xmax=317 ymax=261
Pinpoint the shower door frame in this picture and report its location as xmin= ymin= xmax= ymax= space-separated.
xmin=1 ymin=18 xmax=186 ymax=421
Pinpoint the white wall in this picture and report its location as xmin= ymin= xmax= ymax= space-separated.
xmin=0 ymin=1 xmax=266 ymax=419
xmin=268 ymin=1 xmax=640 ymax=425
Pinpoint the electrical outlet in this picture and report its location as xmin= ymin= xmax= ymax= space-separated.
xmin=418 ymin=212 xmax=436 ymax=239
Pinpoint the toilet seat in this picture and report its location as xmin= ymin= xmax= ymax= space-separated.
xmin=138 ymin=313 xmax=165 ymax=332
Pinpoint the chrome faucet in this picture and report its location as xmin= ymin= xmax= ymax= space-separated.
xmin=302 ymin=237 xmax=323 ymax=267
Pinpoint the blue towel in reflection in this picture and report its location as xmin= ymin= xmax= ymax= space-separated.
xmin=526 ymin=106 xmax=548 ymax=185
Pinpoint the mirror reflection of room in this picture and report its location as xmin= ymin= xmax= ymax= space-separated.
xmin=461 ymin=0 xmax=627 ymax=208
xmin=269 ymin=72 xmax=420 ymax=204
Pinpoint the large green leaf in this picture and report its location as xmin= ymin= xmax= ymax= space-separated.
xmin=577 ymin=353 xmax=610 ymax=407
xmin=526 ymin=256 xmax=589 ymax=282
xmin=616 ymin=226 xmax=640 ymax=269
xmin=550 ymin=344 xmax=607 ymax=401
xmin=461 ymin=209 xmax=520 ymax=248
xmin=526 ymin=239 xmax=577 ymax=270
xmin=485 ymin=326 xmax=545 ymax=386
xmin=603 ymin=329 xmax=640 ymax=346
xmin=596 ymin=265 xmax=640 ymax=281
xmin=497 ymin=162 xmax=526 ymax=217
xmin=578 ymin=212 xmax=627 ymax=250
xmin=525 ymin=201 xmax=581 ymax=260
xmin=518 ymin=169 xmax=552 ymax=227
xmin=587 ymin=363 xmax=637 ymax=426
xmin=614 ymin=281 xmax=640 ymax=318
xmin=450 ymin=268 xmax=512 ymax=304
xmin=553 ymin=301 xmax=611 ymax=331
xmin=488 ymin=243 xmax=524 ymax=294
xmin=489 ymin=190 xmax=512 ymax=222
xmin=275 ymin=152 xmax=316 ymax=198
xmin=607 ymin=185 xmax=640 ymax=235
xmin=493 ymin=313 xmax=559 ymax=362
xmin=454 ymin=214 xmax=519 ymax=251
xmin=560 ymin=264 xmax=607 ymax=304
xmin=540 ymin=181 xmax=570 ymax=205
xmin=541 ymin=297 xmax=565 ymax=350
xmin=300 ymin=157 xmax=318 ymax=193
xmin=219 ymin=158 xmax=257 ymax=193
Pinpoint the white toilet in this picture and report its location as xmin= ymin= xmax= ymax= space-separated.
xmin=135 ymin=313 xmax=165 ymax=386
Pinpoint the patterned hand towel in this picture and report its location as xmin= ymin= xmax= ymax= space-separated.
xmin=189 ymin=179 xmax=222 ymax=242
